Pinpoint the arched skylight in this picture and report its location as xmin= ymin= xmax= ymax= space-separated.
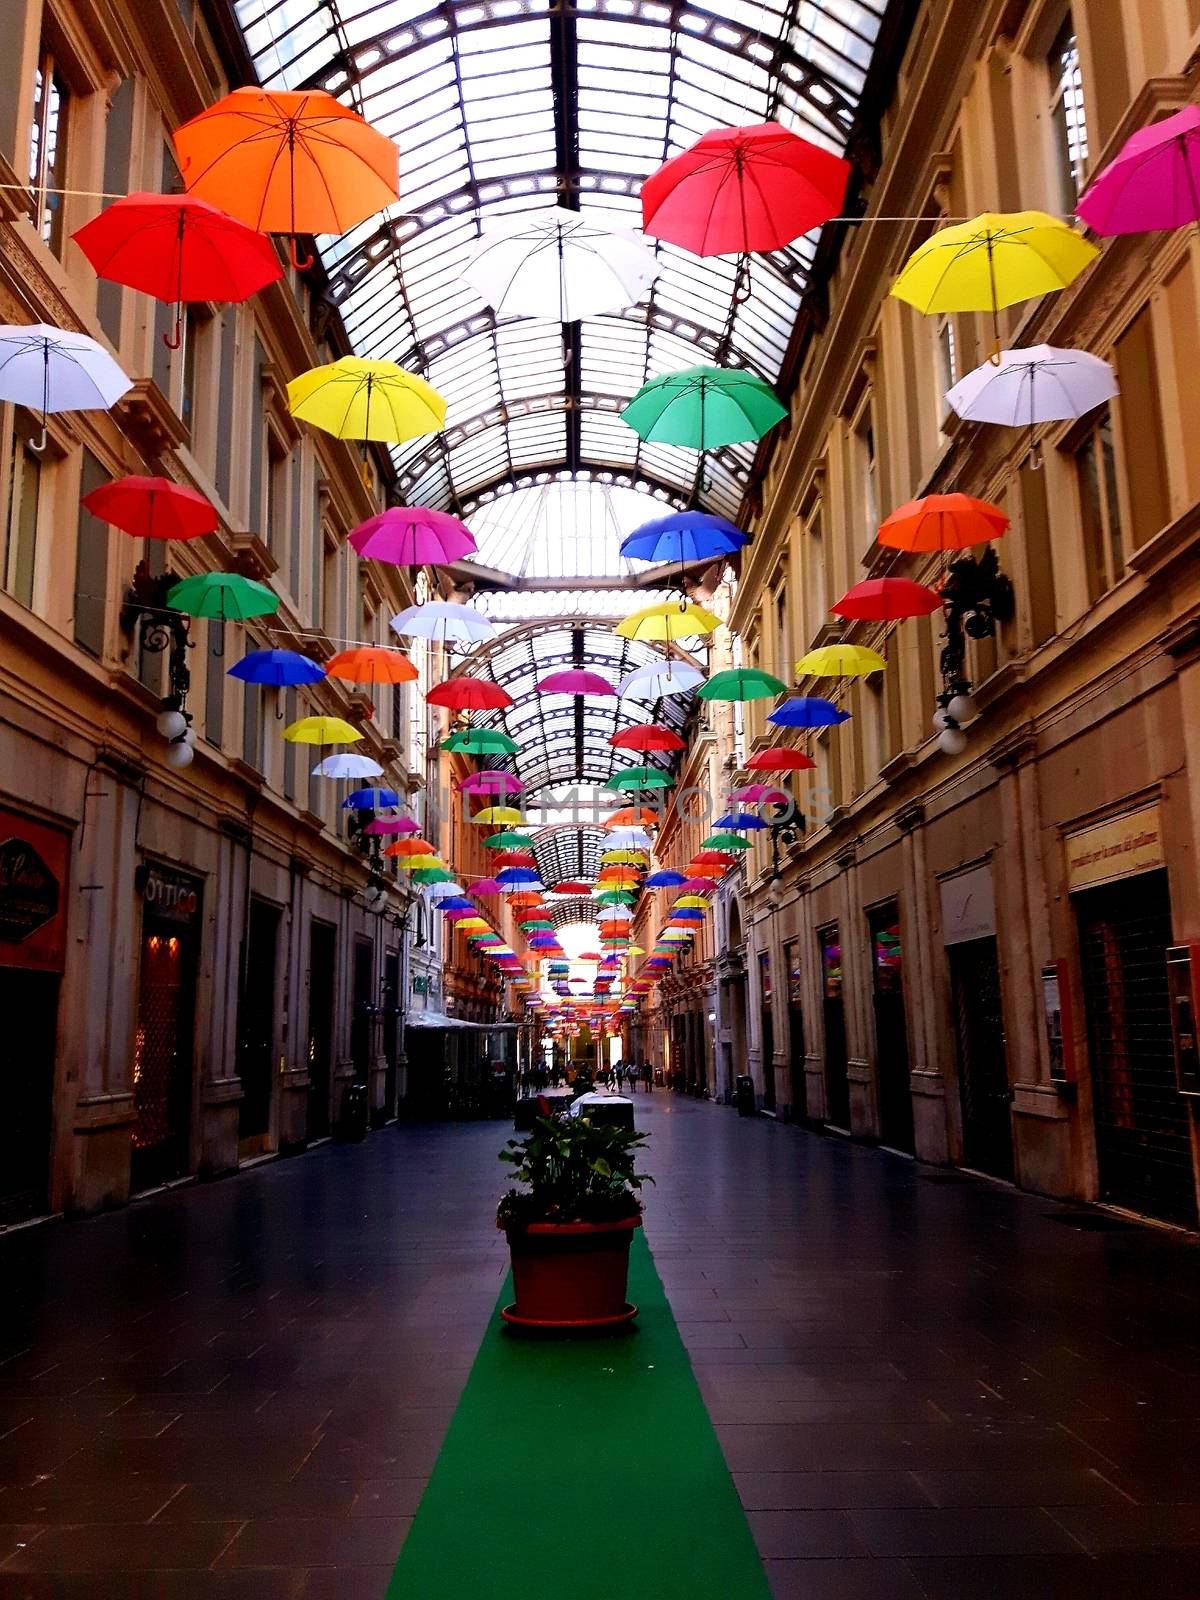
xmin=465 ymin=480 xmax=672 ymax=580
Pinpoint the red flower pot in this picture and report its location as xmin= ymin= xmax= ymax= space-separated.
xmin=500 ymin=1216 xmax=641 ymax=1330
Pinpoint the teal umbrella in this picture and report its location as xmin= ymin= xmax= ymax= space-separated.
xmin=167 ymin=570 xmax=279 ymax=621
xmin=443 ymin=728 xmax=519 ymax=755
xmin=621 ymin=365 xmax=787 ymax=449
xmin=606 ymin=767 xmax=675 ymax=792
xmin=697 ymin=667 xmax=787 ymax=702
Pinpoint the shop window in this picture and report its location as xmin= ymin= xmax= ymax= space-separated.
xmin=1048 ymin=15 xmax=1088 ymax=209
xmin=3 ymin=420 xmax=42 ymax=609
xmin=29 ymin=47 xmax=70 ymax=254
xmin=1114 ymin=308 xmax=1170 ymax=550
xmin=74 ymin=449 xmax=108 ymax=656
xmin=1074 ymin=407 xmax=1123 ymax=602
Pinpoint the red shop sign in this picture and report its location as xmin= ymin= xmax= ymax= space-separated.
xmin=0 ymin=811 xmax=69 ymax=973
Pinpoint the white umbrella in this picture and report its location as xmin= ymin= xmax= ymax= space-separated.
xmin=605 ymin=827 xmax=654 ymax=848
xmin=390 ymin=601 xmax=496 ymax=648
xmin=311 ymin=753 xmax=384 ymax=779
xmin=946 ymin=344 xmax=1118 ymax=464
xmin=596 ymin=906 xmax=633 ymax=922
xmin=619 ymin=661 xmax=705 ymax=699
xmin=462 ymin=205 xmax=659 ymax=322
xmin=425 ymin=880 xmax=466 ymax=902
xmin=0 ymin=324 xmax=132 ymax=449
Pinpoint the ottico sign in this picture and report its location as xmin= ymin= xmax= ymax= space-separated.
xmin=1065 ymin=804 xmax=1165 ymax=893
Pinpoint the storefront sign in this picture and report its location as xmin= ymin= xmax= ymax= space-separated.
xmin=412 ymin=975 xmax=429 ymax=996
xmin=1064 ymin=805 xmax=1164 ymax=893
xmin=0 ymin=813 xmax=68 ymax=972
xmin=138 ymin=862 xmax=201 ymax=924
xmin=939 ymin=865 xmax=996 ymax=946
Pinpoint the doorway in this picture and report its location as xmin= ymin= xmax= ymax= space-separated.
xmin=237 ymin=898 xmax=280 ymax=1157
xmin=870 ymin=903 xmax=914 ymax=1153
xmin=950 ymin=936 xmax=1013 ymax=1179
xmin=351 ymin=937 xmax=374 ymax=1083
xmin=0 ymin=968 xmax=57 ymax=1223
xmin=759 ymin=951 xmax=776 ymax=1111
xmin=131 ymin=912 xmax=198 ymax=1192
xmin=819 ymin=925 xmax=850 ymax=1129
xmin=785 ymin=940 xmax=806 ymax=1120
xmin=382 ymin=949 xmax=400 ymax=1122
xmin=307 ymin=919 xmax=335 ymax=1140
xmin=1076 ymin=870 xmax=1194 ymax=1227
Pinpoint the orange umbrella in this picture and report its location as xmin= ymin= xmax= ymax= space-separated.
xmin=604 ymin=807 xmax=661 ymax=828
xmin=383 ymin=838 xmax=436 ymax=858
xmin=173 ymin=88 xmax=399 ymax=269
xmin=878 ymin=493 xmax=1009 ymax=552
xmin=325 ymin=646 xmax=418 ymax=687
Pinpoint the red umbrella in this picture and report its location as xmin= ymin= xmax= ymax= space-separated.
xmin=642 ymin=123 xmax=850 ymax=256
xmin=81 ymin=474 xmax=218 ymax=541
xmin=536 ymin=669 xmax=616 ymax=696
xmin=73 ymin=193 xmax=283 ymax=349
xmin=555 ymin=880 xmax=593 ymax=895
xmin=610 ymin=725 xmax=686 ymax=752
xmin=832 ymin=577 xmax=943 ymax=621
xmin=691 ymin=850 xmax=736 ymax=868
xmin=746 ymin=749 xmax=817 ymax=772
xmin=428 ymin=677 xmax=512 ymax=712
xmin=494 ymin=851 xmax=537 ymax=869
xmin=878 ymin=494 xmax=1009 ymax=553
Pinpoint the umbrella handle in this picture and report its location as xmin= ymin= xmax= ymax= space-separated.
xmin=29 ymin=423 xmax=48 ymax=455
xmin=162 ymin=310 xmax=183 ymax=352
xmin=289 ymin=236 xmax=313 ymax=272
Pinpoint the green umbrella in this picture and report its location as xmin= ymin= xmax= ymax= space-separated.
xmin=167 ymin=570 xmax=279 ymax=621
xmin=697 ymin=667 xmax=787 ymax=701
xmin=521 ymin=920 xmax=556 ymax=932
xmin=606 ymin=766 xmax=675 ymax=791
xmin=596 ymin=890 xmax=637 ymax=905
xmin=410 ymin=866 xmax=456 ymax=884
xmin=621 ymin=365 xmax=787 ymax=449
xmin=701 ymin=833 xmax=753 ymax=851
xmin=443 ymin=728 xmax=519 ymax=755
xmin=484 ymin=829 xmax=533 ymax=848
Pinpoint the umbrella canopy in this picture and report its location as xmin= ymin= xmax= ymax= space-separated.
xmin=878 ymin=493 xmax=1009 ymax=552
xmin=167 ymin=571 xmax=279 ymax=621
xmin=349 ymin=506 xmax=476 ymax=566
xmin=946 ymin=345 xmax=1118 ymax=460
xmin=227 ymin=648 xmax=325 ymax=686
xmin=833 ymin=578 xmax=943 ymax=621
xmin=392 ymin=601 xmax=496 ymax=647
xmin=606 ymin=768 xmax=675 ymax=791
xmin=492 ymin=851 xmax=538 ymax=869
xmin=619 ymin=510 xmax=748 ymax=565
xmin=768 ymin=696 xmax=850 ymax=729
xmin=610 ymin=724 xmax=686 ymax=752
xmin=680 ymin=877 xmax=718 ymax=893
xmin=283 ymin=716 xmax=361 ymax=745
xmin=484 ymin=829 xmax=534 ymax=849
xmin=554 ymin=880 xmax=593 ymax=895
xmin=467 ymin=878 xmax=504 ymax=895
xmin=288 ymin=358 xmax=445 ymax=444
xmin=470 ymin=806 xmax=524 ymax=826
xmin=641 ymin=122 xmax=850 ymax=255
xmin=325 ymin=646 xmax=419 ymax=686
xmin=697 ymin=667 xmax=786 ymax=702
xmin=364 ymin=816 xmax=421 ymax=835
xmin=429 ymin=678 xmax=512 ymax=712
xmin=691 ymin=850 xmax=736 ymax=868
xmin=342 ymin=787 xmax=400 ymax=810
xmin=670 ymin=908 xmax=706 ymax=922
xmin=1076 ymin=105 xmax=1200 ymax=236
xmin=702 ymin=833 xmax=752 ymax=851
xmin=715 ymin=812 xmax=768 ymax=831
xmin=615 ymin=600 xmax=722 ymax=641
xmin=81 ymin=475 xmax=218 ymax=541
xmin=605 ymin=807 xmax=661 ymax=827
xmin=173 ymin=87 xmax=399 ymax=269
xmin=443 ymin=727 xmax=519 ymax=755
xmin=72 ymin=192 xmax=282 ymax=345
xmin=606 ymin=827 xmax=654 ymax=848
xmin=621 ymin=365 xmax=787 ymax=449
xmin=732 ymin=784 xmax=790 ymax=804
xmin=462 ymin=204 xmax=658 ymax=320
xmin=599 ymin=849 xmax=648 ymax=865
xmin=498 ymin=866 xmax=542 ymax=885
xmin=426 ymin=884 xmax=468 ymax=904
xmin=796 ymin=644 xmax=885 ymax=677
xmin=458 ymin=770 xmax=523 ymax=794
xmin=673 ymin=895 xmax=712 ymax=910
xmin=536 ymin=669 xmax=616 ymax=696
xmin=618 ymin=661 xmax=705 ymax=698
xmin=645 ymin=870 xmax=687 ymax=888
xmin=746 ymin=748 xmax=817 ymax=771
xmin=311 ymin=753 xmax=383 ymax=779
xmin=0 ymin=324 xmax=132 ymax=448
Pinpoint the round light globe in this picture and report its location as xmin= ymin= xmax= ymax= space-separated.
xmin=156 ymin=709 xmax=187 ymax=740
xmin=164 ymin=739 xmax=194 ymax=770
xmin=938 ymin=726 xmax=968 ymax=756
xmin=947 ymin=693 xmax=976 ymax=723
xmin=932 ymin=708 xmax=949 ymax=732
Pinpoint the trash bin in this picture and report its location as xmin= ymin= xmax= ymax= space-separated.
xmin=336 ymin=1081 xmax=369 ymax=1142
xmin=735 ymin=1075 xmax=756 ymax=1117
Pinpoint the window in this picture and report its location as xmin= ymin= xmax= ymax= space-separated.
xmin=29 ymin=47 xmax=70 ymax=253
xmin=74 ymin=450 xmax=108 ymax=656
xmin=204 ymin=621 xmax=225 ymax=747
xmin=97 ymin=78 xmax=134 ymax=344
xmin=266 ymin=437 xmax=289 ymax=556
xmin=4 ymin=421 xmax=41 ymax=608
xmin=803 ymin=497 xmax=827 ymax=639
xmin=1075 ymin=407 xmax=1123 ymax=601
xmin=243 ymin=678 xmax=261 ymax=770
xmin=852 ymin=398 xmax=879 ymax=548
xmin=936 ymin=316 xmax=958 ymax=396
xmin=774 ymin=585 xmax=789 ymax=684
xmin=283 ymin=688 xmax=296 ymax=801
xmin=214 ymin=312 xmax=238 ymax=506
xmin=180 ymin=308 xmax=209 ymax=437
xmin=1019 ymin=462 xmax=1057 ymax=646
xmin=1049 ymin=16 xmax=1088 ymax=209
xmin=1114 ymin=308 xmax=1169 ymax=550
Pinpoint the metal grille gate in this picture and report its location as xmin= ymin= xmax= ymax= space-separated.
xmin=951 ymin=937 xmax=1013 ymax=1180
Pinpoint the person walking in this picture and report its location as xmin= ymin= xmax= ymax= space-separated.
xmin=643 ymin=1059 xmax=654 ymax=1093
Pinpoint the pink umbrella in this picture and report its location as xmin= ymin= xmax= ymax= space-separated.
xmin=468 ymin=878 xmax=504 ymax=895
xmin=679 ymin=877 xmax=718 ymax=894
xmin=1077 ymin=104 xmax=1200 ymax=235
xmin=536 ymin=669 xmax=617 ymax=696
xmin=349 ymin=506 xmax=477 ymax=566
xmin=459 ymin=772 xmax=525 ymax=795
xmin=363 ymin=816 xmax=422 ymax=835
xmin=732 ymin=784 xmax=791 ymax=804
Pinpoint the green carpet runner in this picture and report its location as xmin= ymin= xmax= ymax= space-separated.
xmin=387 ymin=1230 xmax=771 ymax=1598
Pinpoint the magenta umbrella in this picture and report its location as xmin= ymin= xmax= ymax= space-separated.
xmin=1077 ymin=104 xmax=1200 ymax=235
xmin=732 ymin=783 xmax=790 ymax=804
xmin=459 ymin=771 xmax=524 ymax=795
xmin=536 ymin=669 xmax=617 ymax=696
xmin=363 ymin=816 xmax=422 ymax=835
xmin=349 ymin=506 xmax=477 ymax=566
xmin=468 ymin=878 xmax=504 ymax=895
xmin=679 ymin=877 xmax=718 ymax=894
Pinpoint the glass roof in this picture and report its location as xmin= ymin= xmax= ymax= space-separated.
xmin=234 ymin=0 xmax=889 ymax=517
xmin=534 ymin=826 xmax=609 ymax=890
xmin=466 ymin=480 xmax=670 ymax=580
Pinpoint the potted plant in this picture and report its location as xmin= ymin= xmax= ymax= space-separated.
xmin=497 ymin=1115 xmax=652 ymax=1330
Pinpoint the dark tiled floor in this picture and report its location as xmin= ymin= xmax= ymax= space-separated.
xmin=4 ymin=1098 xmax=1200 ymax=1599
xmin=639 ymin=1095 xmax=1200 ymax=1599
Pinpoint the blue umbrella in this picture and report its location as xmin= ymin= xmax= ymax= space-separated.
xmin=644 ymin=869 xmax=688 ymax=888
xmin=227 ymin=648 xmax=325 ymax=686
xmin=437 ymin=896 xmax=475 ymax=912
xmin=620 ymin=510 xmax=748 ymax=565
xmin=715 ymin=811 xmax=768 ymax=830
xmin=342 ymin=787 xmax=401 ymax=810
xmin=499 ymin=866 xmax=542 ymax=885
xmin=670 ymin=908 xmax=706 ymax=922
xmin=769 ymin=695 xmax=850 ymax=729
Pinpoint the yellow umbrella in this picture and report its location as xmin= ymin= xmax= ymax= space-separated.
xmin=796 ymin=644 xmax=885 ymax=677
xmin=282 ymin=715 xmax=362 ymax=744
xmin=659 ymin=928 xmax=692 ymax=941
xmin=600 ymin=849 xmax=649 ymax=865
xmin=627 ymin=945 xmax=645 ymax=956
xmin=673 ymin=895 xmax=711 ymax=909
xmin=455 ymin=917 xmax=491 ymax=930
xmin=287 ymin=357 xmax=446 ymax=444
xmin=470 ymin=806 xmax=525 ymax=826
xmin=890 ymin=211 xmax=1097 ymax=355
xmin=615 ymin=600 xmax=721 ymax=641
xmin=396 ymin=856 xmax=448 ymax=872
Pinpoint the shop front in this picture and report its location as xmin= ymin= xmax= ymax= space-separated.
xmin=818 ymin=924 xmax=849 ymax=1130
xmin=940 ymin=864 xmax=1013 ymax=1180
xmin=869 ymin=902 xmax=913 ymax=1154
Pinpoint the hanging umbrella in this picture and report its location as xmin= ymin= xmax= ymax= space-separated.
xmin=554 ymin=880 xmax=593 ymax=895
xmin=484 ymin=829 xmax=533 ymax=849
xmin=410 ymin=865 xmax=453 ymax=883
xmin=621 ymin=366 xmax=787 ymax=449
xmin=167 ymin=571 xmax=279 ymax=621
xmin=425 ymin=883 xmax=468 ymax=903
xmin=732 ymin=784 xmax=790 ymax=804
xmin=493 ymin=851 xmax=537 ymax=868
xmin=325 ymin=646 xmax=419 ymax=687
xmin=349 ymin=506 xmax=476 ymax=566
xmin=833 ymin=578 xmax=943 ymax=621
xmin=443 ymin=728 xmax=519 ymax=755
xmin=606 ymin=827 xmax=654 ymax=848
xmin=878 ymin=494 xmax=1009 ymax=552
xmin=769 ymin=696 xmax=850 ymax=729
xmin=605 ymin=807 xmax=661 ymax=827
xmin=610 ymin=724 xmax=685 ymax=752
xmin=312 ymin=753 xmax=383 ymax=779
xmin=945 ymin=345 xmax=1118 ymax=464
xmin=341 ymin=787 xmax=399 ymax=810
xmin=645 ymin=870 xmax=687 ymax=888
xmin=0 ymin=325 xmax=132 ymax=450
xmin=173 ymin=87 xmax=399 ymax=269
xmin=619 ymin=661 xmax=705 ymax=698
xmin=746 ymin=748 xmax=817 ymax=771
xmin=615 ymin=601 xmax=722 ymax=641
xmin=283 ymin=715 xmax=361 ymax=745
xmin=796 ymin=644 xmax=885 ymax=677
xmin=364 ymin=816 xmax=421 ymax=835
xmin=696 ymin=668 xmax=786 ymax=701
xmin=619 ymin=511 xmax=748 ymax=565
xmin=289 ymin=358 xmax=445 ymax=445
xmin=499 ymin=867 xmax=542 ymax=885
xmin=81 ymin=475 xmax=218 ymax=541
xmin=606 ymin=768 xmax=675 ymax=791
xmin=670 ymin=909 xmax=706 ymax=922
xmin=1076 ymin=105 xmax=1200 ymax=235
xmin=641 ymin=122 xmax=850 ymax=255
xmin=392 ymin=601 xmax=496 ymax=648
xmin=890 ymin=212 xmax=1097 ymax=354
xmin=458 ymin=770 xmax=523 ymax=794
xmin=679 ymin=877 xmax=718 ymax=893
xmin=536 ymin=669 xmax=616 ymax=696
xmin=599 ymin=849 xmax=648 ymax=865
xmin=227 ymin=648 xmax=324 ymax=687
xmin=702 ymin=833 xmax=752 ymax=851
xmin=462 ymin=204 xmax=658 ymax=320
xmin=430 ymin=678 xmax=512 ymax=712
xmin=673 ymin=895 xmax=712 ymax=910
xmin=715 ymin=812 xmax=768 ymax=831
xmin=73 ymin=192 xmax=283 ymax=348
xmin=471 ymin=806 xmax=524 ymax=826
xmin=691 ymin=850 xmax=736 ymax=868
